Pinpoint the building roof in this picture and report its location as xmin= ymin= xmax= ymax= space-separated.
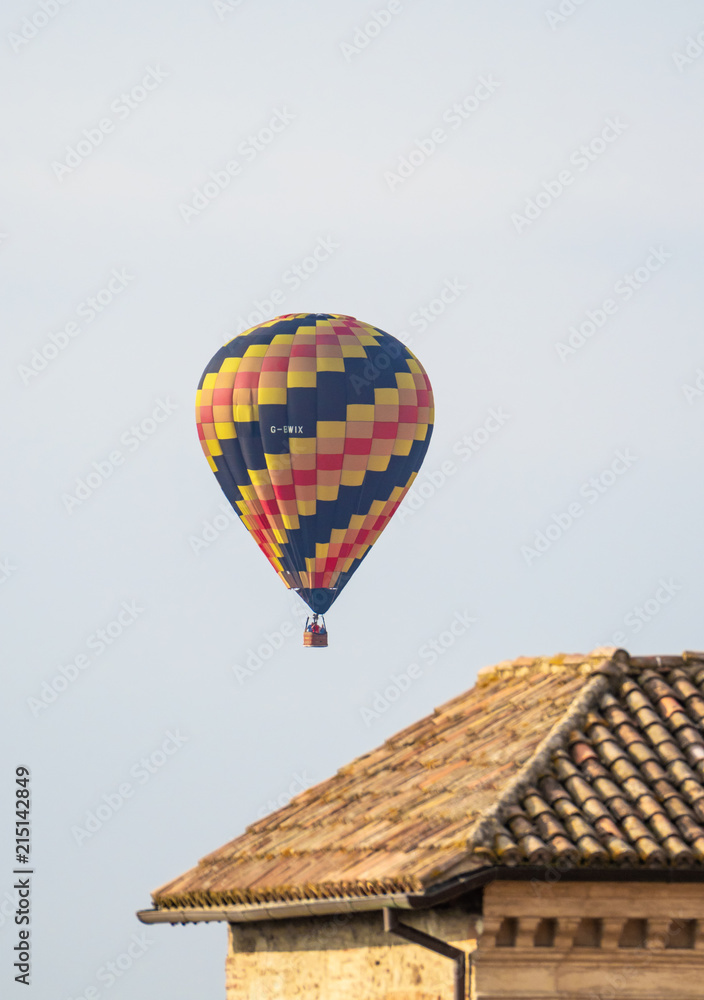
xmin=151 ymin=648 xmax=704 ymax=913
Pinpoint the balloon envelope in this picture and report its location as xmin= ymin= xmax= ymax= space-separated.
xmin=196 ymin=313 xmax=434 ymax=613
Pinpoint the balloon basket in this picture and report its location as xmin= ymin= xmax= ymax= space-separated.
xmin=303 ymin=631 xmax=328 ymax=648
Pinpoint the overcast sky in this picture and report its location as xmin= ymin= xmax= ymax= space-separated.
xmin=3 ymin=0 xmax=704 ymax=997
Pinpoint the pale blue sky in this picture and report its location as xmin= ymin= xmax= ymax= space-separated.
xmin=3 ymin=1 xmax=704 ymax=996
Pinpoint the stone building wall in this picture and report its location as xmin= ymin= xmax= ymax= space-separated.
xmin=226 ymin=881 xmax=704 ymax=999
xmin=226 ymin=907 xmax=478 ymax=1000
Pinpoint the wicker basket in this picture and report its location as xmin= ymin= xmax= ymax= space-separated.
xmin=303 ymin=631 xmax=328 ymax=648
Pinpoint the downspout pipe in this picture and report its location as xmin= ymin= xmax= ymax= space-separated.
xmin=383 ymin=907 xmax=467 ymax=1000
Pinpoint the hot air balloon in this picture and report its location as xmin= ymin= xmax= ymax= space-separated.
xmin=195 ymin=313 xmax=434 ymax=645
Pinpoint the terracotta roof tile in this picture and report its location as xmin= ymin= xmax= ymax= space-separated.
xmin=151 ymin=649 xmax=704 ymax=910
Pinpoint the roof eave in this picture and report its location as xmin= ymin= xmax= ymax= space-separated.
xmin=406 ymin=863 xmax=704 ymax=908
xmin=137 ymin=863 xmax=704 ymax=926
xmin=136 ymin=891 xmax=416 ymax=925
